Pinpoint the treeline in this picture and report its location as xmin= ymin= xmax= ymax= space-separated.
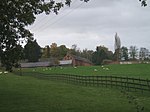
xmin=23 ymin=40 xmax=114 ymax=65
xmin=22 ymin=39 xmax=150 ymax=65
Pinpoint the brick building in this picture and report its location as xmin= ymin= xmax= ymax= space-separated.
xmin=63 ymin=54 xmax=93 ymax=66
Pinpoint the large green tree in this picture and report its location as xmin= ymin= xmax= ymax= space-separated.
xmin=0 ymin=45 xmax=23 ymax=71
xmin=0 ymin=0 xmax=89 ymax=71
xmin=24 ymin=40 xmax=41 ymax=62
xmin=92 ymin=46 xmax=113 ymax=65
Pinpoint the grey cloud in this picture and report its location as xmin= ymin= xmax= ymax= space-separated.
xmin=30 ymin=0 xmax=150 ymax=51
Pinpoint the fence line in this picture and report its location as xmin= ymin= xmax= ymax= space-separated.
xmin=14 ymin=71 xmax=150 ymax=93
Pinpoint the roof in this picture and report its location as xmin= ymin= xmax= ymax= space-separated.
xmin=21 ymin=62 xmax=50 ymax=68
xmin=59 ymin=60 xmax=72 ymax=65
xmin=67 ymin=54 xmax=93 ymax=64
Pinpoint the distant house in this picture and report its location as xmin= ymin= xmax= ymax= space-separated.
xmin=21 ymin=58 xmax=58 ymax=68
xmin=21 ymin=62 xmax=51 ymax=68
xmin=63 ymin=54 xmax=93 ymax=66
xmin=20 ymin=54 xmax=92 ymax=68
xmin=59 ymin=60 xmax=72 ymax=66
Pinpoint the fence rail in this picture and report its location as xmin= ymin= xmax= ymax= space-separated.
xmin=14 ymin=71 xmax=150 ymax=93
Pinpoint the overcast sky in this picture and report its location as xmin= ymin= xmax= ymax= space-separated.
xmin=28 ymin=0 xmax=150 ymax=52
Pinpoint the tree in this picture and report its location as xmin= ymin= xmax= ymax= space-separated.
xmin=24 ymin=40 xmax=41 ymax=62
xmin=68 ymin=44 xmax=81 ymax=56
xmin=50 ymin=43 xmax=59 ymax=58
xmin=129 ymin=46 xmax=138 ymax=60
xmin=0 ymin=0 xmax=89 ymax=71
xmin=114 ymin=33 xmax=121 ymax=61
xmin=139 ymin=47 xmax=149 ymax=61
xmin=0 ymin=45 xmax=23 ymax=71
xmin=121 ymin=46 xmax=129 ymax=61
xmin=58 ymin=45 xmax=69 ymax=59
xmin=139 ymin=0 xmax=147 ymax=6
xmin=69 ymin=44 xmax=77 ymax=55
xmin=92 ymin=46 xmax=113 ymax=65
xmin=80 ymin=49 xmax=94 ymax=61
xmin=42 ymin=45 xmax=51 ymax=58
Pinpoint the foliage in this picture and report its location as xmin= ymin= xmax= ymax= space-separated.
xmin=114 ymin=33 xmax=121 ymax=50
xmin=43 ymin=43 xmax=69 ymax=60
xmin=0 ymin=0 xmax=89 ymax=71
xmin=0 ymin=45 xmax=23 ymax=71
xmin=92 ymin=46 xmax=113 ymax=65
xmin=139 ymin=47 xmax=149 ymax=61
xmin=68 ymin=44 xmax=80 ymax=56
xmin=139 ymin=0 xmax=147 ymax=6
xmin=121 ymin=46 xmax=129 ymax=61
xmin=58 ymin=45 xmax=69 ymax=59
xmin=129 ymin=46 xmax=138 ymax=60
xmin=41 ymin=44 xmax=93 ymax=61
xmin=114 ymin=33 xmax=121 ymax=61
xmin=24 ymin=40 xmax=41 ymax=62
xmin=50 ymin=43 xmax=59 ymax=58
xmin=80 ymin=49 xmax=94 ymax=61
xmin=42 ymin=45 xmax=51 ymax=58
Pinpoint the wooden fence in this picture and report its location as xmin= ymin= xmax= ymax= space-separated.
xmin=15 ymin=71 xmax=150 ymax=93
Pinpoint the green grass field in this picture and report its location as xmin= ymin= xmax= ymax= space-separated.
xmin=0 ymin=74 xmax=150 ymax=112
xmin=1 ymin=64 xmax=150 ymax=112
xmin=21 ymin=64 xmax=150 ymax=79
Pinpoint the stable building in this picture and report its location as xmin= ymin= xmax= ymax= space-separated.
xmin=63 ymin=54 xmax=93 ymax=66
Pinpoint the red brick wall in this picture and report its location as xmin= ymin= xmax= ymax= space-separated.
xmin=64 ymin=55 xmax=92 ymax=66
xmin=73 ymin=59 xmax=92 ymax=66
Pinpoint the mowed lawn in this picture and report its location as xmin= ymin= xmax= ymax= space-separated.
xmin=1 ymin=63 xmax=150 ymax=112
xmin=21 ymin=64 xmax=150 ymax=79
xmin=0 ymin=73 xmax=150 ymax=112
